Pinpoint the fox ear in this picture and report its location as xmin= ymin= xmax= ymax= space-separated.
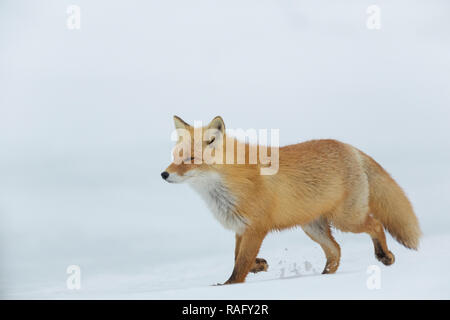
xmin=207 ymin=116 xmax=225 ymax=135
xmin=205 ymin=116 xmax=225 ymax=147
xmin=173 ymin=115 xmax=191 ymax=130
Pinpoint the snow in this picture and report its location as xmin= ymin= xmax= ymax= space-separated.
xmin=3 ymin=201 xmax=450 ymax=299
xmin=1 ymin=166 xmax=449 ymax=299
xmin=1 ymin=0 xmax=450 ymax=299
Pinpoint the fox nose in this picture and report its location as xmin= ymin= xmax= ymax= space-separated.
xmin=161 ymin=171 xmax=169 ymax=180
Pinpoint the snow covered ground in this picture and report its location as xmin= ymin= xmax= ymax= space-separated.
xmin=1 ymin=169 xmax=449 ymax=299
xmin=3 ymin=222 xmax=450 ymax=299
xmin=1 ymin=1 xmax=450 ymax=299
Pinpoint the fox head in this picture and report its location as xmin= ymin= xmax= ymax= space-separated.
xmin=161 ymin=115 xmax=226 ymax=183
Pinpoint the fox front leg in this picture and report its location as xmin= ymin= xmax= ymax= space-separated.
xmin=224 ymin=229 xmax=267 ymax=285
xmin=235 ymin=233 xmax=269 ymax=273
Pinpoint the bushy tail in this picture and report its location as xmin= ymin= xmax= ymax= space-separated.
xmin=361 ymin=152 xmax=422 ymax=250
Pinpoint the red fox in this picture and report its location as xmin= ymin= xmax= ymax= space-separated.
xmin=162 ymin=116 xmax=421 ymax=285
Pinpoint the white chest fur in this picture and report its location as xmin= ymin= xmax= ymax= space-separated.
xmin=189 ymin=172 xmax=247 ymax=234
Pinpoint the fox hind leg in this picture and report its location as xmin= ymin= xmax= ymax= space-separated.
xmin=334 ymin=212 xmax=395 ymax=266
xmin=302 ymin=217 xmax=341 ymax=274
xmin=364 ymin=215 xmax=395 ymax=266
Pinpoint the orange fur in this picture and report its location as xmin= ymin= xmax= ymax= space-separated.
xmin=163 ymin=116 xmax=421 ymax=284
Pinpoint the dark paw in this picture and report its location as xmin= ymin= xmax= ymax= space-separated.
xmin=250 ymin=258 xmax=269 ymax=273
xmin=321 ymin=260 xmax=339 ymax=274
xmin=376 ymin=251 xmax=395 ymax=266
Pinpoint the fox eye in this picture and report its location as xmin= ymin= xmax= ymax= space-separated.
xmin=183 ymin=156 xmax=196 ymax=162
xmin=207 ymin=137 xmax=215 ymax=145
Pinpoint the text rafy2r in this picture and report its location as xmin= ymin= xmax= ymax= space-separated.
xmin=161 ymin=116 xmax=421 ymax=285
